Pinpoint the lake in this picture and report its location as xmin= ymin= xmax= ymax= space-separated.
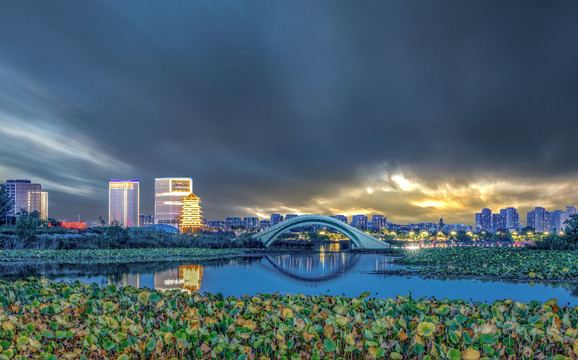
xmin=2 ymin=248 xmax=577 ymax=305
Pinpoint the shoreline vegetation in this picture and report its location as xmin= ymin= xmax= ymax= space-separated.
xmin=0 ymin=278 xmax=577 ymax=359
xmin=385 ymin=247 xmax=578 ymax=282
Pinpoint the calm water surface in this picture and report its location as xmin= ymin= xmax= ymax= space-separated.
xmin=2 ymin=249 xmax=577 ymax=305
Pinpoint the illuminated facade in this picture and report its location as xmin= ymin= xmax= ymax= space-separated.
xmin=180 ymin=192 xmax=203 ymax=232
xmin=108 ymin=179 xmax=140 ymax=227
xmin=155 ymin=177 xmax=192 ymax=227
xmin=40 ymin=192 xmax=48 ymax=220
xmin=60 ymin=221 xmax=87 ymax=230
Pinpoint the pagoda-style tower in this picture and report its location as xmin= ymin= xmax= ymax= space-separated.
xmin=180 ymin=192 xmax=203 ymax=232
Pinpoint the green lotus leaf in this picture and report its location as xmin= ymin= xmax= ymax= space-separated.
xmin=148 ymin=293 xmax=162 ymax=303
xmin=446 ymin=348 xmax=461 ymax=360
xmin=323 ymin=339 xmax=337 ymax=353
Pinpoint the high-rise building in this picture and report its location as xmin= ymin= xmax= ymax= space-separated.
xmin=4 ymin=180 xmax=42 ymax=217
xmin=500 ymin=207 xmax=520 ymax=230
xmin=567 ymin=206 xmax=577 ymax=217
xmin=155 ymin=178 xmax=193 ymax=227
xmin=270 ymin=214 xmax=284 ymax=226
xmin=259 ymin=219 xmax=270 ymax=230
xmin=243 ymin=217 xmax=259 ymax=229
xmin=40 ymin=192 xmax=48 ymax=220
xmin=371 ymin=215 xmax=387 ymax=231
xmin=549 ymin=210 xmax=566 ymax=232
xmin=331 ymin=215 xmax=348 ymax=223
xmin=139 ymin=214 xmax=154 ymax=227
xmin=527 ymin=207 xmax=549 ymax=233
xmin=180 ymin=192 xmax=203 ymax=232
xmin=526 ymin=210 xmax=535 ymax=229
xmin=225 ymin=217 xmax=242 ymax=228
xmin=475 ymin=208 xmax=492 ymax=232
xmin=285 ymin=214 xmax=299 ymax=221
xmin=108 ymin=179 xmax=140 ymax=227
xmin=492 ymin=214 xmax=504 ymax=232
xmin=351 ymin=214 xmax=368 ymax=229
xmin=474 ymin=213 xmax=482 ymax=231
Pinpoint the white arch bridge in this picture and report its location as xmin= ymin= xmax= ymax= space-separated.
xmin=251 ymin=214 xmax=390 ymax=249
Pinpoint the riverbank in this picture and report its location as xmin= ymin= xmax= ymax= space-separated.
xmin=0 ymin=248 xmax=253 ymax=264
xmin=0 ymin=246 xmax=401 ymax=265
xmin=0 ymin=278 xmax=576 ymax=359
xmin=387 ymin=247 xmax=578 ymax=281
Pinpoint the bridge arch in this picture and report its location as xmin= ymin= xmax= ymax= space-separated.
xmin=251 ymin=214 xmax=389 ymax=249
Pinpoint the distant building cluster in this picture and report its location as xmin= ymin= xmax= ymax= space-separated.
xmin=475 ymin=206 xmax=576 ymax=233
xmin=2 ymin=179 xmax=48 ymax=220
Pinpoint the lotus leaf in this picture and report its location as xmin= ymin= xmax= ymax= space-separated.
xmin=416 ymin=321 xmax=436 ymax=337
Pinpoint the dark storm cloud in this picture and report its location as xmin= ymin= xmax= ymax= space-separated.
xmin=1 ymin=1 xmax=578 ymax=222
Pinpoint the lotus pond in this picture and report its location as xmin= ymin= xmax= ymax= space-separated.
xmin=391 ymin=247 xmax=578 ymax=281
xmin=1 ymin=278 xmax=578 ymax=359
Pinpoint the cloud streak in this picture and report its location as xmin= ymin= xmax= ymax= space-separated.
xmin=0 ymin=1 xmax=577 ymax=222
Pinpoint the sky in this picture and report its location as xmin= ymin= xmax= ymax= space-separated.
xmin=1 ymin=1 xmax=578 ymax=225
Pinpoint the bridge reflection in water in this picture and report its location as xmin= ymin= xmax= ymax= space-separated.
xmin=104 ymin=248 xmax=365 ymax=293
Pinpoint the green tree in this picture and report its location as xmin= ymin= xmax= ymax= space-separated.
xmin=15 ymin=210 xmax=38 ymax=244
xmin=0 ymin=184 xmax=13 ymax=225
xmin=102 ymin=220 xmax=129 ymax=248
xmin=563 ymin=214 xmax=578 ymax=245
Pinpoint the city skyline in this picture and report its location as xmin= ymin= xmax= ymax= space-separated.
xmin=2 ymin=2 xmax=578 ymax=223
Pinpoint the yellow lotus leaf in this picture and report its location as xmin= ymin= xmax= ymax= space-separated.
xmin=294 ymin=318 xmax=306 ymax=332
xmin=63 ymin=352 xmax=78 ymax=359
xmin=2 ymin=321 xmax=14 ymax=331
xmin=244 ymin=319 xmax=257 ymax=331
xmin=522 ymin=347 xmax=533 ymax=357
xmin=203 ymin=317 xmax=217 ymax=326
xmin=345 ymin=334 xmax=355 ymax=346
xmin=303 ymin=332 xmax=316 ymax=342
xmin=416 ymin=321 xmax=436 ymax=337
xmin=413 ymin=334 xmax=425 ymax=345
xmin=162 ymin=332 xmax=172 ymax=344
xmin=137 ymin=292 xmax=150 ymax=304
xmin=462 ymin=347 xmax=481 ymax=360
xmin=528 ymin=272 xmax=536 ymax=278
xmin=398 ymin=330 xmax=408 ymax=341
xmin=323 ymin=324 xmax=335 ymax=339
xmin=573 ymin=338 xmax=578 ymax=355
xmin=479 ymin=323 xmax=497 ymax=335
xmin=368 ymin=347 xmax=377 ymax=358
xmin=282 ymin=307 xmax=294 ymax=319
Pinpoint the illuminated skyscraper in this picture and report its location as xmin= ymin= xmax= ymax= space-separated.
xmin=180 ymin=192 xmax=203 ymax=232
xmin=108 ymin=179 xmax=140 ymax=227
xmin=40 ymin=192 xmax=48 ymax=220
xmin=155 ymin=177 xmax=193 ymax=227
xmin=4 ymin=180 xmax=41 ymax=217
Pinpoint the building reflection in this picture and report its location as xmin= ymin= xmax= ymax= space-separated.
xmin=108 ymin=273 xmax=140 ymax=288
xmin=154 ymin=265 xmax=204 ymax=293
